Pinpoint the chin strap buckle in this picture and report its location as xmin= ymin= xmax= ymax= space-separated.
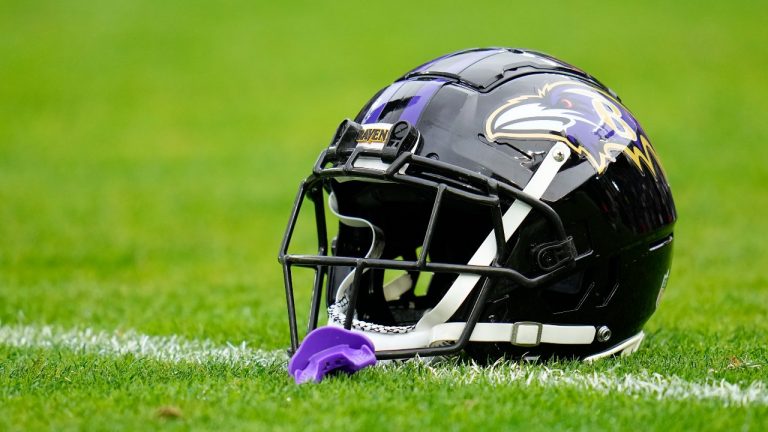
xmin=532 ymin=237 xmax=577 ymax=271
xmin=510 ymin=322 xmax=543 ymax=347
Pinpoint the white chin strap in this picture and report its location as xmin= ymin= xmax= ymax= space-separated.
xmin=327 ymin=142 xmax=598 ymax=352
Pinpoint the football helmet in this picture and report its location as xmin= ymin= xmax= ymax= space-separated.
xmin=279 ymin=48 xmax=676 ymax=362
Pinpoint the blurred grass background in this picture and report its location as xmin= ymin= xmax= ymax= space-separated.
xmin=1 ymin=0 xmax=767 ymax=348
xmin=2 ymin=1 xmax=768 ymax=430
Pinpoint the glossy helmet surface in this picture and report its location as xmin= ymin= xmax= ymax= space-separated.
xmin=279 ymin=48 xmax=676 ymax=361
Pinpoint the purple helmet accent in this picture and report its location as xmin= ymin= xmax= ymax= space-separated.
xmin=398 ymin=79 xmax=445 ymax=125
xmin=362 ymin=82 xmax=405 ymax=124
xmin=287 ymin=327 xmax=376 ymax=384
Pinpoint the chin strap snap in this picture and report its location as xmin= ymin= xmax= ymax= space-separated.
xmin=533 ymin=237 xmax=577 ymax=271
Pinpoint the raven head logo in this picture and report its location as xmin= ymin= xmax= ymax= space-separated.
xmin=485 ymin=81 xmax=660 ymax=175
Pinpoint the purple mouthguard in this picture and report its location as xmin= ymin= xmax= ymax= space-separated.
xmin=288 ymin=326 xmax=377 ymax=384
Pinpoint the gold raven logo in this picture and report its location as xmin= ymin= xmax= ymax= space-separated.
xmin=485 ymin=80 xmax=661 ymax=176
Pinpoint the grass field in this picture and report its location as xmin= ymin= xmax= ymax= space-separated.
xmin=1 ymin=0 xmax=767 ymax=430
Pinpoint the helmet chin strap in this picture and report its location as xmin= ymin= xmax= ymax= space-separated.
xmin=327 ymin=142 xmax=598 ymax=351
xmin=415 ymin=141 xmax=572 ymax=331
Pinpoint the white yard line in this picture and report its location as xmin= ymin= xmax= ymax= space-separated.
xmin=0 ymin=323 xmax=285 ymax=366
xmin=0 ymin=323 xmax=765 ymax=406
xmin=424 ymin=363 xmax=768 ymax=406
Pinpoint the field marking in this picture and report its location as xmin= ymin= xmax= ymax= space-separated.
xmin=0 ymin=323 xmax=765 ymax=406
xmin=424 ymin=363 xmax=768 ymax=406
xmin=0 ymin=322 xmax=285 ymax=367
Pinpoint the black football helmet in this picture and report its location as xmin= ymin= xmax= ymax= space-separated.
xmin=279 ymin=48 xmax=676 ymax=361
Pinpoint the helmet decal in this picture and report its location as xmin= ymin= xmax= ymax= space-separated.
xmin=356 ymin=123 xmax=392 ymax=144
xmin=485 ymin=80 xmax=661 ymax=175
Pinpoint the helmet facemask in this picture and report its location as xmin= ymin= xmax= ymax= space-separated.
xmin=278 ymin=121 xmax=584 ymax=359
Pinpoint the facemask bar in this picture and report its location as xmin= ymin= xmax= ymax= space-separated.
xmin=278 ymin=120 xmax=578 ymax=359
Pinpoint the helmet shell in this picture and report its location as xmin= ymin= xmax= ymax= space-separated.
xmin=347 ymin=48 xmax=676 ymax=358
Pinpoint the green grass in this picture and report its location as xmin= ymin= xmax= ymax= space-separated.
xmin=1 ymin=0 xmax=767 ymax=430
xmin=0 ymin=345 xmax=764 ymax=431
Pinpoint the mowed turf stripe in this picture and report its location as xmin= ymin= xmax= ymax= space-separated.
xmin=1 ymin=323 xmax=765 ymax=406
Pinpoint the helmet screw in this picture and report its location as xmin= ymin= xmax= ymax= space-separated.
xmin=597 ymin=326 xmax=612 ymax=342
xmin=553 ymin=150 xmax=566 ymax=162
